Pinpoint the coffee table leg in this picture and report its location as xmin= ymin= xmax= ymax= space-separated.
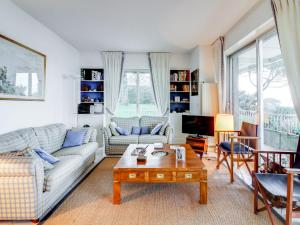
xmin=113 ymin=181 xmax=121 ymax=204
xmin=199 ymin=180 xmax=207 ymax=204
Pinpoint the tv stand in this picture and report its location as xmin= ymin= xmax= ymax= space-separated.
xmin=186 ymin=136 xmax=208 ymax=158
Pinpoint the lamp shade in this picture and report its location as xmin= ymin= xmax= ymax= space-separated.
xmin=215 ymin=114 xmax=234 ymax=131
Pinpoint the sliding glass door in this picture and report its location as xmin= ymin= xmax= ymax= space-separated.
xmin=231 ymin=44 xmax=258 ymax=128
xmin=230 ymin=31 xmax=299 ymax=151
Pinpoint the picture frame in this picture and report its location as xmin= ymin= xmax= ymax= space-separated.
xmin=191 ymin=69 xmax=199 ymax=96
xmin=0 ymin=34 xmax=46 ymax=101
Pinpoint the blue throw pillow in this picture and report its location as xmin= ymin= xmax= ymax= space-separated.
xmin=131 ymin=126 xmax=141 ymax=135
xmin=34 ymin=148 xmax=59 ymax=164
xmin=116 ymin=127 xmax=130 ymax=136
xmin=63 ymin=129 xmax=85 ymax=148
xmin=141 ymin=126 xmax=150 ymax=134
xmin=151 ymin=123 xmax=164 ymax=135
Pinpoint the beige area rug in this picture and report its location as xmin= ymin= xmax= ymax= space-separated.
xmin=38 ymin=157 xmax=281 ymax=225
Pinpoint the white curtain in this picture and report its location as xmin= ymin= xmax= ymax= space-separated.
xmin=102 ymin=52 xmax=123 ymax=122
xmin=149 ymin=53 xmax=170 ymax=116
xmin=271 ymin=0 xmax=300 ymax=120
xmin=212 ymin=37 xmax=226 ymax=113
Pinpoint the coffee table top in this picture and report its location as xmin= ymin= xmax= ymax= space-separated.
xmin=114 ymin=144 xmax=205 ymax=171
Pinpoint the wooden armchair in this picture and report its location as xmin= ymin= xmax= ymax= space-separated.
xmin=253 ymin=137 xmax=300 ymax=225
xmin=216 ymin=121 xmax=259 ymax=182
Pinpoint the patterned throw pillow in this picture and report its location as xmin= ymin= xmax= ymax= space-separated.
xmin=0 ymin=147 xmax=32 ymax=158
xmin=151 ymin=123 xmax=164 ymax=135
xmin=159 ymin=123 xmax=169 ymax=136
xmin=109 ymin=122 xmax=120 ymax=136
xmin=116 ymin=127 xmax=130 ymax=136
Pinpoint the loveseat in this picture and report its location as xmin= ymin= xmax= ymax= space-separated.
xmin=102 ymin=116 xmax=172 ymax=155
xmin=0 ymin=123 xmax=98 ymax=222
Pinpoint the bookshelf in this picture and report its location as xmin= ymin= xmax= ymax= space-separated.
xmin=78 ymin=68 xmax=104 ymax=114
xmin=170 ymin=69 xmax=190 ymax=113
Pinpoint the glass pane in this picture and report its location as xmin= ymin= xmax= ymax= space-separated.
xmin=115 ymin=72 xmax=138 ymax=117
xmin=138 ymin=72 xmax=158 ymax=116
xmin=233 ymin=45 xmax=258 ymax=129
xmin=262 ymin=34 xmax=299 ymax=150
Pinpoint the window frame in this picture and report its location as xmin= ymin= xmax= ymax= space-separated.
xmin=117 ymin=69 xmax=157 ymax=117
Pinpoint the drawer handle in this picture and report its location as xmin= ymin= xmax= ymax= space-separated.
xmin=185 ymin=173 xmax=192 ymax=179
xmin=156 ymin=173 xmax=165 ymax=179
xmin=128 ymin=173 xmax=136 ymax=179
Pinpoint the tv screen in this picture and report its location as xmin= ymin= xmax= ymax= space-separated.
xmin=182 ymin=115 xmax=215 ymax=136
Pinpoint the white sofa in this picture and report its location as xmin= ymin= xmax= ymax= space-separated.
xmin=102 ymin=116 xmax=173 ymax=155
xmin=0 ymin=124 xmax=98 ymax=222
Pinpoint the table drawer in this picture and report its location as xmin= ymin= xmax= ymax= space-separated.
xmin=149 ymin=171 xmax=173 ymax=182
xmin=120 ymin=171 xmax=145 ymax=182
xmin=176 ymin=172 xmax=200 ymax=182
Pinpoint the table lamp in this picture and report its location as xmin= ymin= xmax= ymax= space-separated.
xmin=215 ymin=114 xmax=234 ymax=132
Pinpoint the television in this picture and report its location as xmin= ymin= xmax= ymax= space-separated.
xmin=182 ymin=115 xmax=215 ymax=137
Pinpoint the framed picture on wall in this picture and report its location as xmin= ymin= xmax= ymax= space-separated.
xmin=0 ymin=34 xmax=46 ymax=101
xmin=191 ymin=69 xmax=199 ymax=96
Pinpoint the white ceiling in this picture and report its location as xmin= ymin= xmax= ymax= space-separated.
xmin=12 ymin=0 xmax=259 ymax=53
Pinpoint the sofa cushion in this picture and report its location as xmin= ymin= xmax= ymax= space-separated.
xmin=140 ymin=116 xmax=168 ymax=130
xmin=0 ymin=128 xmax=40 ymax=153
xmin=138 ymin=135 xmax=167 ymax=144
xmin=111 ymin=117 xmax=139 ymax=134
xmin=43 ymin=155 xmax=82 ymax=192
xmin=109 ymin=135 xmax=139 ymax=145
xmin=53 ymin=142 xmax=98 ymax=160
xmin=0 ymin=131 xmax=28 ymax=153
xmin=34 ymin=124 xmax=67 ymax=154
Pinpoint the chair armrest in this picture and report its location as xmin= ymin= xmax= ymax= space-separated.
xmin=229 ymin=136 xmax=259 ymax=140
xmin=101 ymin=127 xmax=112 ymax=138
xmin=164 ymin=126 xmax=173 ymax=143
xmin=284 ymin=168 xmax=300 ymax=174
xmin=252 ymin=150 xmax=296 ymax=155
xmin=0 ymin=156 xmax=44 ymax=220
xmin=89 ymin=128 xmax=97 ymax=142
xmin=0 ymin=156 xmax=44 ymax=176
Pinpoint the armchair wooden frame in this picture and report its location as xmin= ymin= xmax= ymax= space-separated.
xmin=253 ymin=146 xmax=300 ymax=225
xmin=216 ymin=121 xmax=259 ymax=183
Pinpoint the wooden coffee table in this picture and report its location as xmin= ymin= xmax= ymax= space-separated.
xmin=113 ymin=144 xmax=207 ymax=204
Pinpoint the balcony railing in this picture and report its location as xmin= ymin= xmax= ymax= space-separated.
xmin=239 ymin=109 xmax=300 ymax=150
xmin=239 ymin=109 xmax=300 ymax=135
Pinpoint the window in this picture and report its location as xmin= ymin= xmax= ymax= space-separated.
xmin=229 ymin=31 xmax=300 ymax=151
xmin=115 ymin=70 xmax=158 ymax=117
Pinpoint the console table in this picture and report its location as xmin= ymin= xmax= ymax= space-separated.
xmin=186 ymin=136 xmax=208 ymax=158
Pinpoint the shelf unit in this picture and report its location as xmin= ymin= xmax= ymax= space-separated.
xmin=78 ymin=68 xmax=104 ymax=114
xmin=170 ymin=69 xmax=190 ymax=113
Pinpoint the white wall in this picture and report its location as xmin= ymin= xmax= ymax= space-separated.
xmin=0 ymin=0 xmax=80 ymax=134
xmin=224 ymin=0 xmax=273 ymax=52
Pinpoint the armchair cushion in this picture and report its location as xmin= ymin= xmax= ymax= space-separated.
xmin=219 ymin=141 xmax=250 ymax=154
xmin=255 ymin=173 xmax=300 ymax=202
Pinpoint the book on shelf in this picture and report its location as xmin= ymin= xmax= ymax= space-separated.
xmin=170 ymin=70 xmax=190 ymax=82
